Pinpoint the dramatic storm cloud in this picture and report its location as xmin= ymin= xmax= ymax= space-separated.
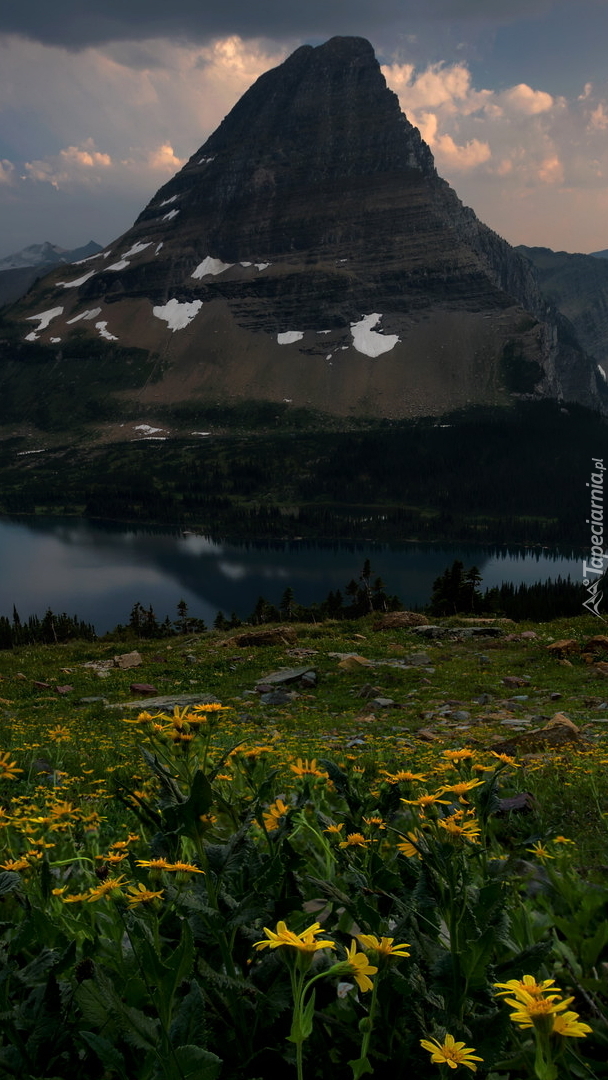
xmin=1 ymin=1 xmax=607 ymax=257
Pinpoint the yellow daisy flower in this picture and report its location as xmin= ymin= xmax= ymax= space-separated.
xmin=420 ymin=1034 xmax=483 ymax=1072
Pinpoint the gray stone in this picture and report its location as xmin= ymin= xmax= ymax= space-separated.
xmin=78 ymin=696 xmax=109 ymax=705
xmin=260 ymin=690 xmax=298 ymax=705
xmin=371 ymin=697 xmax=397 ymax=708
xmin=451 ymin=710 xmax=471 ymax=721
xmin=109 ymin=693 xmax=221 ymax=711
xmin=113 ymin=651 xmax=143 ymax=670
xmin=255 ymin=666 xmax=315 ymax=689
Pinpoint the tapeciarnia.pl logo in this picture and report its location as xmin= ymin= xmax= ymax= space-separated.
xmin=582 ymin=457 xmax=606 ymax=618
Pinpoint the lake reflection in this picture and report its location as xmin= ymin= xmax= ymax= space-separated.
xmin=0 ymin=517 xmax=582 ymax=634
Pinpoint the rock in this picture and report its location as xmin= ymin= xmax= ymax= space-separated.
xmin=520 ymin=631 xmax=538 ymax=639
xmin=582 ymin=634 xmax=608 ymax=653
xmin=495 ymin=792 xmax=536 ymax=814
xmin=593 ymin=662 xmax=608 ymax=678
xmin=416 ymin=728 xmax=441 ymax=741
xmin=55 ymin=685 xmax=73 ymax=695
xmin=451 ymin=710 xmax=471 ymax=721
xmin=109 ymin=693 xmax=221 ymax=711
xmin=546 ymin=639 xmax=579 ymax=656
xmin=129 ymin=683 xmax=158 ymax=696
xmin=337 ymin=655 xmax=373 ymax=670
xmin=545 ymin=712 xmax=579 ymax=733
xmin=78 ymin=696 xmax=109 ymax=705
xmin=33 ymin=681 xmax=51 ymax=690
xmin=371 ymin=697 xmax=398 ymax=709
xmin=223 ymin=626 xmax=297 ymax=647
xmin=502 ymin=675 xmax=530 ymax=688
xmin=411 ymin=626 xmax=450 ymax=639
xmin=255 ymin=666 xmax=315 ymax=689
xmin=373 ymin=611 xmax=429 ymax=630
xmin=259 ymin=690 xmax=298 ymax=705
xmin=406 ymin=652 xmax=432 ymax=666
xmin=113 ymin=650 xmax=143 ymax=669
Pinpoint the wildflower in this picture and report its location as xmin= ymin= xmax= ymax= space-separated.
xmin=437 ymin=815 xmax=481 ymax=843
xmin=96 ymin=852 xmax=129 ymax=864
xmin=262 ymin=798 xmax=290 ymax=831
xmin=401 ymin=793 xmax=451 ymax=810
xmin=87 ymin=875 xmax=130 ymax=901
xmin=289 ymin=758 xmax=328 ymax=778
xmin=340 ymin=940 xmax=377 ymax=993
xmin=135 ymin=858 xmax=172 ymax=870
xmin=163 ymin=861 xmax=205 ymax=873
xmin=62 ymin=892 xmax=90 ymax=904
xmin=324 ymin=823 xmax=344 ymax=835
xmin=47 ymin=726 xmax=71 ymax=743
xmin=383 ymin=769 xmax=428 ymax=784
xmin=254 ymin=920 xmax=336 ymax=954
xmin=420 ymin=1034 xmax=483 ymax=1072
xmin=356 ymin=934 xmax=410 ymax=959
xmin=504 ymin=993 xmax=575 ymax=1030
xmin=439 ymin=779 xmax=485 ymax=801
xmin=0 ymin=752 xmax=23 ymax=780
xmin=490 ymin=751 xmax=520 ymax=767
xmin=0 ymin=857 xmax=30 ymax=872
xmin=338 ymin=832 xmax=371 ymax=848
xmin=551 ymin=1012 xmax=592 ymax=1038
xmin=396 ymin=831 xmax=424 ymax=858
xmin=192 ymin=703 xmax=230 ymax=712
xmin=526 ymin=842 xmax=555 ymax=861
xmin=363 ymin=815 xmax=386 ymax=829
xmin=125 ymin=882 xmax=165 ymax=906
xmin=442 ymin=749 xmax=474 ymax=763
xmin=494 ymin=975 xmax=562 ymax=1000
xmin=552 ymin=835 xmax=574 ymax=845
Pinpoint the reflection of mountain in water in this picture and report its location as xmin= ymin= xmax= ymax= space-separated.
xmin=1 ymin=517 xmax=581 ymax=634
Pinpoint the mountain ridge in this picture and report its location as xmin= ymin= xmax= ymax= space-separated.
xmin=2 ymin=37 xmax=607 ymax=425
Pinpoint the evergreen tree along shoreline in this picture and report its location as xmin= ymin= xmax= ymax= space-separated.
xmin=0 ymin=563 xmax=598 ymax=649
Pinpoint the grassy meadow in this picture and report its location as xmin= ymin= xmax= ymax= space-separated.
xmin=0 ymin=613 xmax=607 ymax=1079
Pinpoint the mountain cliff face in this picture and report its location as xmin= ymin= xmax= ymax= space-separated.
xmin=518 ymin=245 xmax=608 ymax=384
xmin=5 ymin=37 xmax=607 ymax=419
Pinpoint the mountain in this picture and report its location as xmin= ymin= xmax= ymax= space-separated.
xmin=3 ymin=37 xmax=607 ymax=422
xmin=0 ymin=240 xmax=103 ymax=308
xmin=590 ymin=249 xmax=608 ymax=259
xmin=517 ymin=245 xmax=608 ymax=380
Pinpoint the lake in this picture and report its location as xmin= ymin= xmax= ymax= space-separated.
xmin=0 ymin=516 xmax=583 ymax=635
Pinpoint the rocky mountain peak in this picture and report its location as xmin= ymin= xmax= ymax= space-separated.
xmin=5 ymin=38 xmax=607 ymax=421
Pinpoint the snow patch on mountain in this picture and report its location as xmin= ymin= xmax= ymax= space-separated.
xmin=192 ymin=256 xmax=233 ymax=278
xmin=152 ymin=298 xmax=203 ymax=331
xmin=277 ymin=331 xmax=303 ymax=344
xmin=56 ymin=270 xmax=96 ymax=288
xmin=67 ymin=308 xmax=102 ymax=324
xmin=24 ymin=306 xmax=64 ymax=339
xmin=350 ymin=313 xmax=400 ymax=357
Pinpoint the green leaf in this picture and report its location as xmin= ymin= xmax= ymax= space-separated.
xmin=80 ymin=1030 xmax=128 ymax=1079
xmin=348 ymin=1055 xmax=373 ymax=1079
xmin=163 ymin=769 xmax=213 ymax=839
xmin=0 ymin=872 xmax=21 ymax=896
xmin=170 ymin=1045 xmax=222 ymax=1080
xmin=169 ymin=980 xmax=208 ymax=1048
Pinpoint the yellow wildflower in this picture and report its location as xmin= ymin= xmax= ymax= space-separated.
xmin=490 ymin=751 xmax=520 ymax=767
xmin=125 ymin=882 xmax=165 ymax=905
xmin=163 ymin=861 xmax=205 ymax=873
xmin=356 ymin=934 xmax=410 ymax=959
xmin=363 ymin=816 xmax=386 ymax=829
xmin=289 ymin=758 xmax=328 ymax=778
xmin=401 ymin=793 xmax=451 ymax=810
xmin=263 ymin=798 xmax=290 ymax=831
xmin=439 ymin=779 xmax=485 ymax=800
xmin=383 ymin=769 xmax=428 ymax=784
xmin=0 ymin=857 xmax=30 ymax=872
xmin=341 ymin=940 xmax=377 ymax=993
xmin=504 ymin=992 xmax=574 ymax=1030
xmin=551 ymin=1012 xmax=592 ymax=1038
xmin=396 ymin=831 xmax=424 ymax=858
xmin=338 ymin=832 xmax=371 ymax=848
xmin=254 ymin=920 xmax=336 ymax=954
xmin=420 ymin=1034 xmax=483 ymax=1072
xmin=0 ymin=752 xmax=23 ymax=780
xmin=526 ymin=842 xmax=555 ymax=861
xmin=442 ymin=749 xmax=474 ymax=763
xmin=324 ymin=823 xmax=344 ymax=835
xmin=437 ymin=815 xmax=481 ymax=843
xmin=47 ymin=726 xmax=71 ymax=743
xmin=494 ymin=975 xmax=562 ymax=1000
xmin=86 ymin=875 xmax=130 ymax=901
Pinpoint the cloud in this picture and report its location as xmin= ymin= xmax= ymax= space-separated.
xmin=0 ymin=160 xmax=15 ymax=184
xmin=499 ymin=83 xmax=554 ymax=115
xmin=0 ymin=0 xmax=557 ymax=49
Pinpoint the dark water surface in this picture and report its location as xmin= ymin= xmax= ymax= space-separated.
xmin=0 ymin=516 xmax=582 ymax=634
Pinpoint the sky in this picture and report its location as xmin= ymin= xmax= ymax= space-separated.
xmin=1 ymin=0 xmax=608 ymax=259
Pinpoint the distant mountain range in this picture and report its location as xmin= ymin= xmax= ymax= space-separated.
xmin=2 ymin=37 xmax=607 ymax=429
xmin=0 ymin=241 xmax=102 ymax=307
